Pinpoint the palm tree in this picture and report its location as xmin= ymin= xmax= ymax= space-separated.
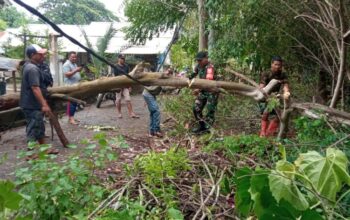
xmin=81 ymin=22 xmax=117 ymax=78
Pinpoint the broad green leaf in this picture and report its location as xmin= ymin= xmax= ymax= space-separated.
xmin=66 ymin=144 xmax=77 ymax=149
xmin=86 ymin=144 xmax=97 ymax=150
xmin=249 ymin=169 xmax=274 ymax=217
xmin=0 ymin=180 xmax=23 ymax=210
xmin=300 ymin=209 xmax=323 ymax=220
xmin=235 ymin=167 xmax=252 ymax=216
xmin=269 ymin=161 xmax=309 ymax=211
xmin=295 ymin=148 xmax=350 ymax=201
xmin=167 ymin=207 xmax=184 ymax=220
xmin=98 ymin=139 xmax=108 ymax=146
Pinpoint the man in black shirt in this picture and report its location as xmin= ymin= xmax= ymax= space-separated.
xmin=112 ymin=54 xmax=139 ymax=118
xmin=19 ymin=44 xmax=58 ymax=154
xmin=258 ymin=56 xmax=290 ymax=137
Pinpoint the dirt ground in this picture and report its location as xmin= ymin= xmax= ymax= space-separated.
xmin=0 ymin=94 xmax=159 ymax=179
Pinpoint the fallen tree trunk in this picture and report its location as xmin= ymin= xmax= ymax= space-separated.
xmin=0 ymin=93 xmax=20 ymax=111
xmin=0 ymin=63 xmax=275 ymax=111
xmin=292 ymin=102 xmax=350 ymax=126
xmin=2 ymin=64 xmax=350 ymax=135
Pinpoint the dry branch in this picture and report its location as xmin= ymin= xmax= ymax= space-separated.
xmin=292 ymin=102 xmax=350 ymax=126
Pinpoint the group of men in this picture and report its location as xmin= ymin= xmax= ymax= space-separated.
xmin=188 ymin=52 xmax=290 ymax=136
xmin=19 ymin=44 xmax=290 ymax=154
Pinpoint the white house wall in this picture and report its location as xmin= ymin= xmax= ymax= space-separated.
xmin=0 ymin=22 xmax=174 ymax=55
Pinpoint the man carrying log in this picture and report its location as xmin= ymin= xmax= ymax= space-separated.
xmin=259 ymin=56 xmax=290 ymax=137
xmin=188 ymin=51 xmax=219 ymax=134
xmin=19 ymin=44 xmax=59 ymax=154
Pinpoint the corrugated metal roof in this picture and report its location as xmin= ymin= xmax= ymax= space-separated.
xmin=0 ymin=56 xmax=19 ymax=71
xmin=0 ymin=22 xmax=174 ymax=55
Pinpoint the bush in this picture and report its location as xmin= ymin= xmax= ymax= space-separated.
xmin=14 ymin=133 xmax=117 ymax=220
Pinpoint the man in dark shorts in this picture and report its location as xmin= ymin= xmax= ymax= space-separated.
xmin=19 ymin=44 xmax=58 ymax=154
xmin=259 ymin=56 xmax=290 ymax=137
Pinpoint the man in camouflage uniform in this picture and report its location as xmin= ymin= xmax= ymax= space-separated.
xmin=188 ymin=51 xmax=218 ymax=134
xmin=259 ymin=56 xmax=290 ymax=137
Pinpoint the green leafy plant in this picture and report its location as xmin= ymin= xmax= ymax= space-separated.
xmin=290 ymin=116 xmax=350 ymax=162
xmin=0 ymin=180 xmax=29 ymax=220
xmin=235 ymin=147 xmax=350 ymax=219
xmin=14 ymin=133 xmax=117 ymax=220
xmin=206 ymin=134 xmax=274 ymax=159
xmin=160 ymin=88 xmax=195 ymax=135
xmin=131 ymin=148 xmax=189 ymax=218
xmin=266 ymin=96 xmax=281 ymax=113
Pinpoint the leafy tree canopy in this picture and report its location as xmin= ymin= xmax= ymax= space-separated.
xmin=0 ymin=6 xmax=28 ymax=28
xmin=38 ymin=0 xmax=118 ymax=25
xmin=124 ymin=0 xmax=195 ymax=43
xmin=0 ymin=19 xmax=7 ymax=31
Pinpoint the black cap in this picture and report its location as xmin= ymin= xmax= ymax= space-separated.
xmin=26 ymin=44 xmax=47 ymax=58
xmin=118 ymin=54 xmax=125 ymax=59
xmin=271 ymin=55 xmax=283 ymax=62
xmin=195 ymin=51 xmax=208 ymax=61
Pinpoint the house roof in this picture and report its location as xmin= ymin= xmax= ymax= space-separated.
xmin=0 ymin=22 xmax=174 ymax=55
xmin=0 ymin=56 xmax=19 ymax=71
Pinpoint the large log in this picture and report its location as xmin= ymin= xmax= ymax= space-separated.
xmin=0 ymin=63 xmax=271 ymax=111
xmin=2 ymin=63 xmax=350 ymax=130
xmin=0 ymin=93 xmax=20 ymax=111
xmin=292 ymin=102 xmax=350 ymax=126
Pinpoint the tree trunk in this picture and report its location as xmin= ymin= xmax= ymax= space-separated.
xmin=0 ymin=64 xmax=279 ymax=111
xmin=330 ymin=39 xmax=347 ymax=108
xmin=197 ymin=0 xmax=208 ymax=51
xmin=330 ymin=1 xmax=348 ymax=108
xmin=0 ymin=93 xmax=20 ymax=111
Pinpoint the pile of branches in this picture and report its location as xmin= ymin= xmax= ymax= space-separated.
xmin=88 ymin=153 xmax=236 ymax=220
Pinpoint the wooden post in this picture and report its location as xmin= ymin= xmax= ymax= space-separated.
xmin=12 ymin=71 xmax=17 ymax=93
xmin=49 ymin=34 xmax=61 ymax=86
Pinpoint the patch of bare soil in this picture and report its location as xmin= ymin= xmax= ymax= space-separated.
xmin=0 ymin=95 xmax=156 ymax=179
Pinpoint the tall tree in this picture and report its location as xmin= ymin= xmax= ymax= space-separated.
xmin=197 ymin=0 xmax=208 ymax=51
xmin=38 ymin=0 xmax=118 ymax=25
xmin=0 ymin=6 xmax=28 ymax=28
xmin=124 ymin=0 xmax=196 ymax=44
xmin=281 ymin=0 xmax=350 ymax=108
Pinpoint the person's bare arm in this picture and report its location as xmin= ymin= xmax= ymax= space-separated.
xmin=64 ymin=66 xmax=82 ymax=78
xmin=31 ymin=86 xmax=51 ymax=114
xmin=259 ymin=83 xmax=266 ymax=89
xmin=282 ymin=83 xmax=290 ymax=99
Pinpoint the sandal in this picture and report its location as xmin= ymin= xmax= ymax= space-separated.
xmin=154 ymin=132 xmax=163 ymax=138
xmin=130 ymin=115 xmax=140 ymax=119
xmin=69 ymin=120 xmax=79 ymax=125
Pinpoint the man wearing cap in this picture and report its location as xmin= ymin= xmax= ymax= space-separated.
xmin=63 ymin=51 xmax=82 ymax=125
xmin=188 ymin=51 xmax=218 ymax=134
xmin=112 ymin=54 xmax=139 ymax=119
xmin=19 ymin=44 xmax=58 ymax=153
xmin=258 ymin=56 xmax=290 ymax=137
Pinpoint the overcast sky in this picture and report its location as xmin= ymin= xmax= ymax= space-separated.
xmin=9 ymin=0 xmax=126 ymax=21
